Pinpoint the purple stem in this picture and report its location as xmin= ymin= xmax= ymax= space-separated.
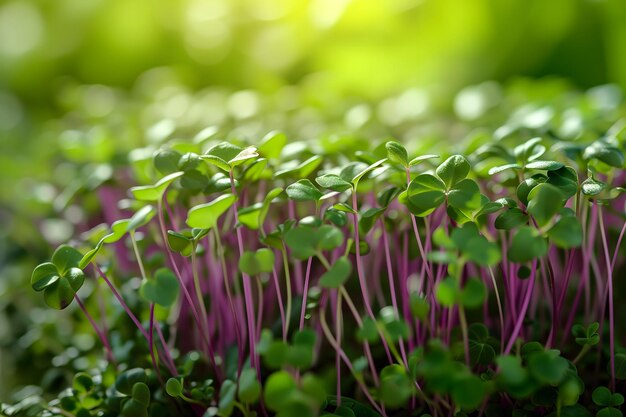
xmin=504 ymin=259 xmax=537 ymax=355
xmin=229 ymin=170 xmax=259 ymax=375
xmin=597 ymin=204 xmax=616 ymax=389
xmin=94 ymin=264 xmax=149 ymax=340
xmin=298 ymin=257 xmax=314 ymax=330
xmin=74 ymin=294 xmax=116 ymax=365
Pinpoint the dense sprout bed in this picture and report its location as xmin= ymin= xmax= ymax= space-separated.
xmin=3 ymin=81 xmax=626 ymax=417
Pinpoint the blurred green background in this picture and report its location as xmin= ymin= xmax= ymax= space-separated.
xmin=2 ymin=0 xmax=626 ymax=402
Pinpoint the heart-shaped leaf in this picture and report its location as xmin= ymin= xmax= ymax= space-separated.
xmin=130 ymin=171 xmax=184 ymax=202
xmin=31 ymin=263 xmax=60 ymax=291
xmin=140 ymin=268 xmax=179 ymax=307
xmin=319 ymin=257 xmax=352 ymax=288
xmin=508 ymin=226 xmax=547 ymax=263
xmin=187 ymin=193 xmax=237 ymax=229
xmin=447 ymin=179 xmax=481 ymax=210
xmin=436 ymin=155 xmax=470 ymax=189
xmin=407 ymin=173 xmax=446 ymax=215
xmin=527 ymin=183 xmax=564 ymax=227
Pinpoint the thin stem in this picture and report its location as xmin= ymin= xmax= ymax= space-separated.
xmin=299 ymin=257 xmax=314 ymax=330
xmin=597 ymin=204 xmax=615 ymax=390
xmin=335 ymin=290 xmax=343 ymax=406
xmin=94 ymin=264 xmax=149 ymax=340
xmin=319 ymin=303 xmax=385 ymax=415
xmin=74 ymin=294 xmax=116 ymax=365
xmin=459 ymin=305 xmax=470 ymax=366
xmin=504 ymin=260 xmax=537 ymax=355
xmin=191 ymin=244 xmax=219 ymax=375
xmin=281 ymin=247 xmax=293 ymax=340
xmin=229 ymin=170 xmax=258 ymax=374
xmin=487 ymin=266 xmax=505 ymax=353
xmin=130 ymin=232 xmax=160 ymax=377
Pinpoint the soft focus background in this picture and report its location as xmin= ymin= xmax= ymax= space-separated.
xmin=2 ymin=0 xmax=626 ymax=401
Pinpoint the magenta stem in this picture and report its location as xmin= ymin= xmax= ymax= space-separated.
xmin=74 ymin=294 xmax=116 ymax=366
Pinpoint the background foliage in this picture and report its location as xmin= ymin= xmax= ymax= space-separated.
xmin=2 ymin=0 xmax=626 ymax=404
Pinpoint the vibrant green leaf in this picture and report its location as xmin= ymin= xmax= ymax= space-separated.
xmin=319 ymin=257 xmax=351 ymax=288
xmin=436 ymin=155 xmax=471 ymax=189
xmin=186 ymin=194 xmax=237 ymax=229
xmin=140 ymin=268 xmax=179 ymax=307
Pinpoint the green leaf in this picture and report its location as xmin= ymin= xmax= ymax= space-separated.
xmin=229 ymin=146 xmax=259 ymax=167
xmin=385 ymin=141 xmax=409 ymax=167
xmin=165 ymin=378 xmax=183 ymax=397
xmin=460 ymin=278 xmax=486 ymax=309
xmin=319 ymin=257 xmax=352 ymax=288
xmin=517 ymin=174 xmax=547 ymax=206
xmin=73 ymin=372 xmax=94 ymax=393
xmin=527 ymin=183 xmax=563 ymax=227
xmin=409 ymin=154 xmax=439 ymax=166
xmin=238 ymin=203 xmax=262 ymax=230
xmin=407 ymin=173 xmax=446 ymax=215
xmin=130 ymin=171 xmax=184 ymax=201
xmin=451 ymin=375 xmax=485 ymax=409
xmin=356 ymin=317 xmax=379 ymax=343
xmin=488 ymin=163 xmax=521 ymax=175
xmin=52 ymin=245 xmax=83 ymax=274
xmin=597 ymin=407 xmax=623 ymax=417
xmin=140 ymin=268 xmax=179 ymax=307
xmin=154 ymin=148 xmax=182 ymax=175
xmin=436 ymin=155 xmax=471 ymax=189
xmin=256 ymin=248 xmax=275 ymax=273
xmin=258 ymin=131 xmax=287 ymax=159
xmin=528 ymin=351 xmax=568 ymax=385
xmin=514 ymin=137 xmax=545 ymax=162
xmin=409 ymin=294 xmax=430 ymax=320
xmin=581 ymin=177 xmax=606 ymax=196
xmin=132 ymin=382 xmax=150 ymax=406
xmin=584 ymin=140 xmax=624 ymax=167
xmin=167 ymin=231 xmax=193 ymax=256
xmin=285 ymin=227 xmax=317 ymax=259
xmin=525 ymin=160 xmax=564 ymax=171
xmin=286 ymin=179 xmax=322 ymax=202
xmin=496 ymin=355 xmax=527 ymax=387
xmin=239 ymin=249 xmax=274 ymax=275
xmin=379 ymin=365 xmax=412 ymax=408
xmin=31 ymin=263 xmax=60 ymax=292
xmin=351 ymin=158 xmax=387 ymax=186
xmin=103 ymin=219 xmax=131 ymax=243
xmin=218 ymin=380 xmax=237 ymax=417
xmin=469 ymin=339 xmax=495 ymax=366
xmin=593 ymin=387 xmax=614 ymax=407
xmin=495 ymin=208 xmax=527 ymax=230
xmin=508 ymin=226 xmax=547 ymax=263
xmin=447 ymin=179 xmax=481 ymax=210
xmin=275 ymin=155 xmax=323 ymax=178
xmin=187 ymin=194 xmax=237 ymax=229
xmin=315 ymin=174 xmax=352 ymax=192
xmin=127 ymin=205 xmax=156 ymax=231
xmin=546 ymin=167 xmax=579 ymax=199
xmin=238 ymin=368 xmax=261 ymax=404
xmin=44 ymin=275 xmax=79 ymax=309
xmin=263 ymin=341 xmax=288 ymax=369
xmin=548 ymin=215 xmax=583 ymax=248
xmin=178 ymin=152 xmax=202 ymax=171
xmin=435 ymin=277 xmax=458 ymax=307
xmin=264 ymin=371 xmax=297 ymax=411
xmin=316 ymin=225 xmax=344 ymax=251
